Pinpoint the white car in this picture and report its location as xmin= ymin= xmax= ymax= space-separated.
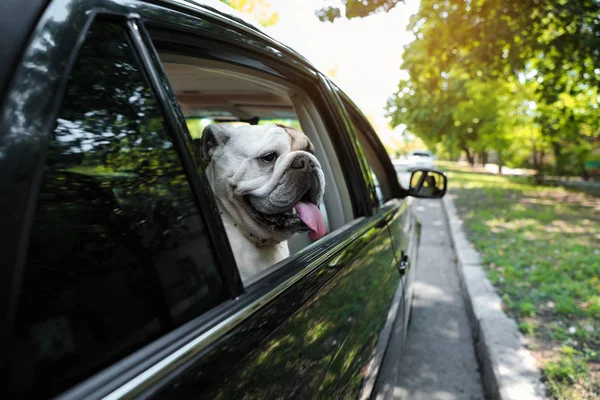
xmin=406 ymin=150 xmax=435 ymax=170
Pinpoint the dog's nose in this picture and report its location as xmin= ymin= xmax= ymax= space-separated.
xmin=291 ymin=157 xmax=307 ymax=170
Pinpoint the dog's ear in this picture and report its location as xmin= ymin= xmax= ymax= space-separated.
xmin=201 ymin=124 xmax=230 ymax=163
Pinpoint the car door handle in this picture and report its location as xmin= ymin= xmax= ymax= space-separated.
xmin=397 ymin=250 xmax=409 ymax=276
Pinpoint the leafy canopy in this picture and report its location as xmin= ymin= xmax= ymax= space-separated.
xmin=316 ymin=0 xmax=403 ymax=22
xmin=321 ymin=0 xmax=600 ymax=177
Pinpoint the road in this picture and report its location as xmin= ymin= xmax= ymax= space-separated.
xmin=373 ymin=191 xmax=486 ymax=400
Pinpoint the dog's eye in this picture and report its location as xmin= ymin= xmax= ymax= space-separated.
xmin=260 ymin=152 xmax=277 ymax=163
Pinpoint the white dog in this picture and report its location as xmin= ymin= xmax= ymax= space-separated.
xmin=197 ymin=123 xmax=326 ymax=282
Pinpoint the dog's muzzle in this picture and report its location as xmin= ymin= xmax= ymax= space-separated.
xmin=246 ymin=153 xmax=325 ymax=240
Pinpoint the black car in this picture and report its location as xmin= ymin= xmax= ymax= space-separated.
xmin=0 ymin=1 xmax=447 ymax=398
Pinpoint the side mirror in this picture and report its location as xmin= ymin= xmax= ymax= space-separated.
xmin=408 ymin=169 xmax=447 ymax=199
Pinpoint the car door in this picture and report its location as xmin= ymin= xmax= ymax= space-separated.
xmin=0 ymin=1 xmax=406 ymax=399
xmin=134 ymin=4 xmax=406 ymax=399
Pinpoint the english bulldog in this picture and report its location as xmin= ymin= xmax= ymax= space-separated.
xmin=197 ymin=123 xmax=326 ymax=282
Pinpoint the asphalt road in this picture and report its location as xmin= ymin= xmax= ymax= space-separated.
xmin=373 ymin=195 xmax=486 ymax=400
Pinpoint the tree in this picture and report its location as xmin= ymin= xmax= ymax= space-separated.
xmin=316 ymin=0 xmax=403 ymax=22
xmin=336 ymin=0 xmax=600 ymax=179
xmin=319 ymin=0 xmax=600 ymax=90
xmin=536 ymin=89 xmax=600 ymax=179
xmin=220 ymin=0 xmax=280 ymax=27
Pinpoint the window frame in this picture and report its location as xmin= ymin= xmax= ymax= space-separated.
xmin=141 ymin=16 xmax=372 ymax=219
xmin=142 ymin=28 xmax=376 ymax=264
xmin=335 ymin=89 xmax=408 ymax=205
xmin=129 ymin=19 xmax=244 ymax=297
xmin=141 ymin=22 xmax=377 ymax=236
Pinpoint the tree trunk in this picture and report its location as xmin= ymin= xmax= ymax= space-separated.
xmin=463 ymin=147 xmax=475 ymax=166
xmin=533 ymin=150 xmax=544 ymax=184
xmin=479 ymin=151 xmax=488 ymax=166
xmin=497 ymin=150 xmax=504 ymax=175
xmin=552 ymin=142 xmax=563 ymax=176
xmin=579 ymin=160 xmax=590 ymax=181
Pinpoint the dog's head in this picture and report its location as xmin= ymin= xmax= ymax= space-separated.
xmin=198 ymin=123 xmax=326 ymax=242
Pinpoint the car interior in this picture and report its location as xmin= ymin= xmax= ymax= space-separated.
xmin=158 ymin=53 xmax=355 ymax=273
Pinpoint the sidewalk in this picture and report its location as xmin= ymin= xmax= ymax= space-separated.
xmin=374 ymin=198 xmax=485 ymax=400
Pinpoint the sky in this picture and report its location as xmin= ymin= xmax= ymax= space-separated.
xmin=264 ymin=0 xmax=420 ymax=129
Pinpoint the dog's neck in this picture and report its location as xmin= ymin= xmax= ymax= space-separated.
xmin=219 ymin=207 xmax=282 ymax=249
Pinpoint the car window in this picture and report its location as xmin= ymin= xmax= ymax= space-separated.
xmin=152 ymin=57 xmax=304 ymax=139
xmin=148 ymin=49 xmax=354 ymax=283
xmin=342 ymin=101 xmax=394 ymax=206
xmin=11 ymin=21 xmax=227 ymax=398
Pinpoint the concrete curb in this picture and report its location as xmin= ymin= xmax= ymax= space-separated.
xmin=441 ymin=193 xmax=548 ymax=400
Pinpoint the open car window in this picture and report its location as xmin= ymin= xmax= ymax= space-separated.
xmin=153 ymin=52 xmax=354 ymax=284
xmin=161 ymin=59 xmax=302 ymax=137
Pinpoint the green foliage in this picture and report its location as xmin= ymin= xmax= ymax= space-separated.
xmin=315 ymin=0 xmax=403 ymax=22
xmin=449 ymin=166 xmax=600 ymax=399
xmin=518 ymin=301 xmax=537 ymax=318
xmin=258 ymin=118 xmax=302 ymax=130
xmin=327 ymin=0 xmax=600 ymax=178
xmin=315 ymin=0 xmax=600 ymax=178
xmin=545 ymin=346 xmax=589 ymax=382
xmin=186 ymin=118 xmax=210 ymax=139
xmin=184 ymin=118 xmax=301 ymax=140
xmin=544 ymin=346 xmax=598 ymax=399
xmin=519 ymin=322 xmax=538 ymax=335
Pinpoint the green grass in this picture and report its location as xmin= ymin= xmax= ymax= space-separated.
xmin=446 ymin=166 xmax=600 ymax=400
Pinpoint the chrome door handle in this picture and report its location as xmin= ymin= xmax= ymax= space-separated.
xmin=397 ymin=250 xmax=409 ymax=276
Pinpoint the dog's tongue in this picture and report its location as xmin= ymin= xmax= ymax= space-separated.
xmin=294 ymin=201 xmax=325 ymax=240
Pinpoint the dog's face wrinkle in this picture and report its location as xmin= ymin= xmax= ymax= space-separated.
xmin=246 ymin=165 xmax=320 ymax=215
xmin=258 ymin=159 xmax=276 ymax=174
xmin=244 ymin=168 xmax=323 ymax=235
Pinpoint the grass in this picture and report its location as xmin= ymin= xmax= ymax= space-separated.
xmin=445 ymin=166 xmax=600 ymax=400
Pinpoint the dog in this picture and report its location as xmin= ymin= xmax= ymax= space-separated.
xmin=196 ymin=123 xmax=326 ymax=282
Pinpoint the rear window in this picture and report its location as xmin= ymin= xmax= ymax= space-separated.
xmin=11 ymin=21 xmax=226 ymax=398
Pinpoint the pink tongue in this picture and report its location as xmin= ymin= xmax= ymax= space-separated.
xmin=294 ymin=201 xmax=326 ymax=240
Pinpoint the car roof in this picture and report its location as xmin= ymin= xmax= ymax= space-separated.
xmin=157 ymin=0 xmax=319 ymax=73
xmin=170 ymin=0 xmax=266 ymax=32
